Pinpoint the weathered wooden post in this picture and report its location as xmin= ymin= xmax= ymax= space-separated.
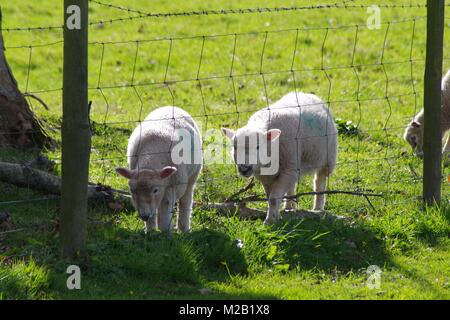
xmin=423 ymin=0 xmax=445 ymax=206
xmin=61 ymin=0 xmax=90 ymax=258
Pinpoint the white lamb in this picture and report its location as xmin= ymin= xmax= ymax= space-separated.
xmin=404 ymin=69 xmax=450 ymax=155
xmin=116 ymin=106 xmax=202 ymax=233
xmin=222 ymin=92 xmax=338 ymax=225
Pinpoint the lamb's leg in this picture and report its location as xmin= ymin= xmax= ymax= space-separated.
xmin=158 ymin=199 xmax=174 ymax=232
xmin=178 ymin=183 xmax=195 ymax=233
xmin=144 ymin=215 xmax=157 ymax=233
xmin=266 ymin=171 xmax=298 ymax=225
xmin=260 ymin=179 xmax=273 ymax=198
xmin=313 ymin=167 xmax=328 ymax=211
xmin=285 ymin=182 xmax=297 ymax=211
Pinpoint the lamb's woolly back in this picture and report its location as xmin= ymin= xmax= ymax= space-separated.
xmin=247 ymin=91 xmax=337 ymax=138
xmin=136 ymin=106 xmax=198 ymax=140
xmin=272 ymin=92 xmax=326 ymax=109
xmin=127 ymin=106 xmax=202 ymax=170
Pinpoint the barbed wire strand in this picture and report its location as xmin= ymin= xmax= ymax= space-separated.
xmin=1 ymin=2 xmax=433 ymax=32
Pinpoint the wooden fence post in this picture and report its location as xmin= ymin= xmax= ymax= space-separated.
xmin=61 ymin=0 xmax=90 ymax=258
xmin=423 ymin=0 xmax=445 ymax=206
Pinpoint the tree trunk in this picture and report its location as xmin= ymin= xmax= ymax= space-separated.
xmin=0 ymin=10 xmax=55 ymax=150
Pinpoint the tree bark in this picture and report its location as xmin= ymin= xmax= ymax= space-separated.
xmin=0 ymin=10 xmax=55 ymax=150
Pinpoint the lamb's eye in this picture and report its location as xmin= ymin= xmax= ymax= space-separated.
xmin=153 ymin=188 xmax=159 ymax=194
xmin=256 ymin=145 xmax=260 ymax=151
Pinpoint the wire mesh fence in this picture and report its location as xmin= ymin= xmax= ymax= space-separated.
xmin=0 ymin=1 xmax=449 ymax=227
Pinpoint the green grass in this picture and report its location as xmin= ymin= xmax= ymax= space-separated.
xmin=1 ymin=0 xmax=450 ymax=299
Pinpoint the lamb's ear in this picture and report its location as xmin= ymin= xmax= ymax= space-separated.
xmin=411 ymin=121 xmax=421 ymax=128
xmin=266 ymin=129 xmax=281 ymax=142
xmin=116 ymin=167 xmax=134 ymax=179
xmin=221 ymin=128 xmax=235 ymax=141
xmin=159 ymin=166 xmax=177 ymax=179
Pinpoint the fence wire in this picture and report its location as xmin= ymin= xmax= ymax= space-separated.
xmin=0 ymin=1 xmax=437 ymax=32
xmin=0 ymin=2 xmax=449 ymax=222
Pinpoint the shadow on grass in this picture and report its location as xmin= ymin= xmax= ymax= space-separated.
xmin=51 ymin=225 xmax=260 ymax=299
xmin=1 ymin=208 xmax=388 ymax=299
xmin=0 ymin=221 xmax=276 ymax=299
xmin=1 ymin=198 xmax=448 ymax=299
xmin=54 ymin=214 xmax=391 ymax=298
xmin=1 ymin=219 xmax=275 ymax=299
xmin=277 ymin=216 xmax=389 ymax=272
xmin=219 ymin=212 xmax=391 ymax=275
xmin=398 ymin=203 xmax=450 ymax=248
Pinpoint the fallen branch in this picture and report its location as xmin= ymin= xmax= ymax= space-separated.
xmin=238 ymin=190 xmax=384 ymax=203
xmin=236 ymin=190 xmax=383 ymax=211
xmin=0 ymin=228 xmax=25 ymax=236
xmin=0 ymin=161 xmax=373 ymax=220
xmin=199 ymin=202 xmax=348 ymax=221
xmin=224 ymin=177 xmax=255 ymax=202
xmin=0 ymin=161 xmax=60 ymax=194
xmin=0 ymin=161 xmax=133 ymax=208
xmin=23 ymin=93 xmax=50 ymax=111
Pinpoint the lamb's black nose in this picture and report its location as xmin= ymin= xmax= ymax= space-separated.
xmin=238 ymin=165 xmax=253 ymax=177
xmin=139 ymin=213 xmax=150 ymax=221
xmin=238 ymin=164 xmax=251 ymax=172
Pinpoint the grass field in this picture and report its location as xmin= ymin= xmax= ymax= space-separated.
xmin=0 ymin=0 xmax=449 ymax=299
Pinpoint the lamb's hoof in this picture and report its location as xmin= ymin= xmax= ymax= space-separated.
xmin=285 ymin=203 xmax=297 ymax=212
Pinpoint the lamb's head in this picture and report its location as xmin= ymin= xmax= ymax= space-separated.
xmin=115 ymin=166 xmax=177 ymax=221
xmin=404 ymin=120 xmax=423 ymax=156
xmin=222 ymin=126 xmax=281 ymax=178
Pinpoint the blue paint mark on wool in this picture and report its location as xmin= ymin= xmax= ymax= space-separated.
xmin=302 ymin=112 xmax=325 ymax=135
